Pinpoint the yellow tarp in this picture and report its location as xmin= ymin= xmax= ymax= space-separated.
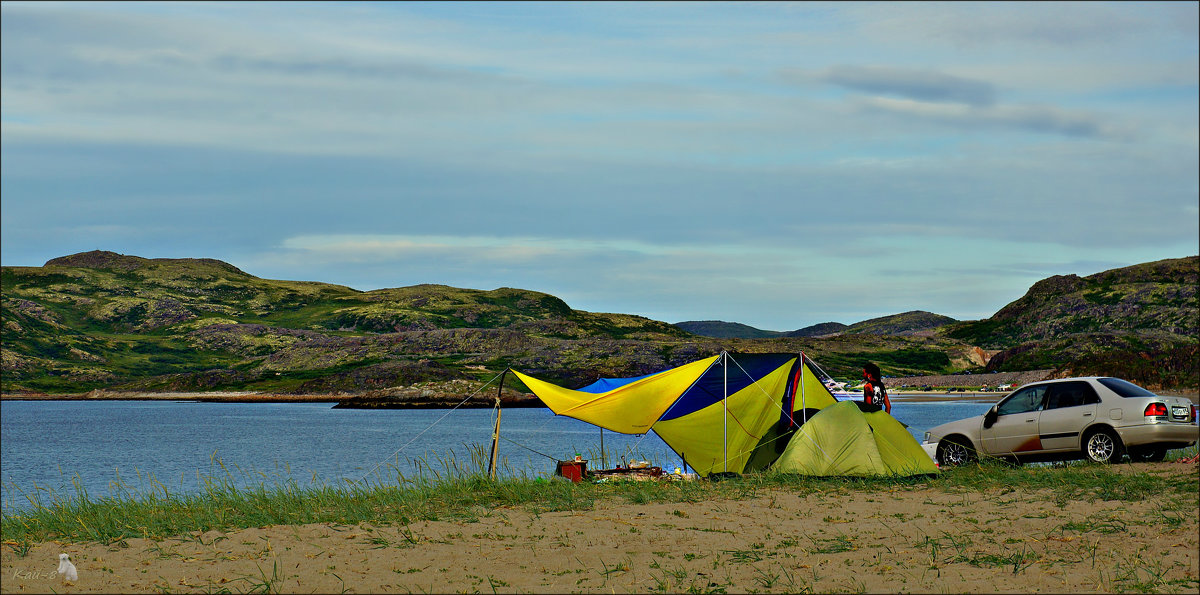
xmin=509 ymin=355 xmax=718 ymax=434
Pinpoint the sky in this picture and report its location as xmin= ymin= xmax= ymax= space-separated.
xmin=2 ymin=1 xmax=1197 ymax=332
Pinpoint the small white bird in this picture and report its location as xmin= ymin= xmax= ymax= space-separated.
xmin=58 ymin=553 xmax=78 ymax=582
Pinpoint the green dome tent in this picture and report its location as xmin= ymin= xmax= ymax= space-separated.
xmin=770 ymin=400 xmax=938 ymax=477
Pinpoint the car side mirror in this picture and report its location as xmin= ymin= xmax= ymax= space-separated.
xmin=983 ymin=407 xmax=998 ymax=429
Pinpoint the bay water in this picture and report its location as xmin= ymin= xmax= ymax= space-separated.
xmin=1 ymin=398 xmax=993 ymax=514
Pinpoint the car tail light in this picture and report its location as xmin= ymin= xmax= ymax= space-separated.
xmin=1144 ymin=403 xmax=1168 ymax=417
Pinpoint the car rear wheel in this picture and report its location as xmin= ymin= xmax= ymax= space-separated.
xmin=1083 ymin=428 xmax=1125 ymax=464
xmin=1128 ymin=445 xmax=1167 ymax=462
xmin=937 ymin=437 xmax=976 ymax=467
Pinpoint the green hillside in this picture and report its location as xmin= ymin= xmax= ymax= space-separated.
xmin=1 ymin=251 xmax=694 ymax=393
xmin=845 ymin=311 xmax=957 ymax=336
xmin=783 ymin=322 xmax=848 ymax=338
xmin=673 ymin=321 xmax=784 ymax=338
xmin=2 ymin=251 xmax=1196 ymax=394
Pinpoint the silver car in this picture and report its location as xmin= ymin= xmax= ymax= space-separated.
xmin=922 ymin=377 xmax=1199 ymax=466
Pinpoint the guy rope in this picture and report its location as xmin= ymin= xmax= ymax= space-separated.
xmin=355 ymin=369 xmax=508 ymax=484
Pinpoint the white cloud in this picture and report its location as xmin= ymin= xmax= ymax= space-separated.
xmin=855 ymin=96 xmax=1131 ymax=139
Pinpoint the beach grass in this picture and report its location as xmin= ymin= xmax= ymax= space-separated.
xmin=3 ymin=446 xmax=1196 ymax=547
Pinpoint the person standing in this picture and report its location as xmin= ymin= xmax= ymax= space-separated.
xmin=862 ymin=362 xmax=892 ymax=414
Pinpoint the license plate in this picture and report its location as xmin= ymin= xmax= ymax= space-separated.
xmin=1172 ymin=406 xmax=1188 ymax=417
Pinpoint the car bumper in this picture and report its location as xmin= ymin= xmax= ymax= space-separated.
xmin=1117 ymin=422 xmax=1200 ymax=448
xmin=921 ymin=441 xmax=939 ymax=465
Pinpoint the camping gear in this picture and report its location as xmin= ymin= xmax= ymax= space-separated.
xmin=555 ymin=459 xmax=588 ymax=482
xmin=513 ymin=352 xmax=932 ymax=478
xmin=589 ymin=465 xmax=663 ymax=482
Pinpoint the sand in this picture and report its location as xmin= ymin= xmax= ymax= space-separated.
xmin=3 ymin=462 xmax=1197 ymax=594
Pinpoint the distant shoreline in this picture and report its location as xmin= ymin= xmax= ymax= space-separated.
xmin=1 ymin=390 xmax=1003 ymax=404
xmin=0 ymin=391 xmax=343 ymax=403
xmin=3 ymin=389 xmax=1195 ymax=404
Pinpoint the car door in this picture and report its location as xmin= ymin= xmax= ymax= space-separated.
xmin=981 ymin=385 xmax=1047 ymax=455
xmin=1037 ymin=380 xmax=1099 ymax=452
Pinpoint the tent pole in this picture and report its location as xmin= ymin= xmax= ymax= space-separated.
xmin=723 ymin=351 xmax=728 ymax=473
xmin=801 ymin=352 xmax=807 ymax=423
xmin=600 ymin=428 xmax=606 ymax=469
xmin=487 ymin=369 xmax=509 ymax=481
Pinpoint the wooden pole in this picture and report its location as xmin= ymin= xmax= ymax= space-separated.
xmin=487 ymin=369 xmax=509 ymax=480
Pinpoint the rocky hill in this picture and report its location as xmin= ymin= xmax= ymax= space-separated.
xmin=673 ymin=321 xmax=785 ymax=338
xmin=2 ymin=251 xmax=704 ymax=393
xmin=946 ymin=256 xmax=1198 ymax=389
xmin=843 ymin=311 xmax=957 ymax=336
xmin=783 ymin=322 xmax=849 ymax=338
xmin=2 ymin=251 xmax=1196 ymax=395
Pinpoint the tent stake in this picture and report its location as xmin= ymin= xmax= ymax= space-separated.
xmin=487 ymin=369 xmax=509 ymax=480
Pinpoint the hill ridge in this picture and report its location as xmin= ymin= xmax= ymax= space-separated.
xmin=3 ymin=251 xmax=1196 ymax=393
xmin=45 ymin=250 xmax=252 ymax=277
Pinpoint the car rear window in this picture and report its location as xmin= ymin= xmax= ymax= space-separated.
xmin=1097 ymin=378 xmax=1156 ymax=398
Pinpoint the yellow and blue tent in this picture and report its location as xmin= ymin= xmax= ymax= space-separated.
xmin=512 ymin=352 xmax=844 ymax=477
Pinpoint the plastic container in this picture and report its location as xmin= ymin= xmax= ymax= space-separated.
xmin=556 ymin=460 xmax=587 ymax=482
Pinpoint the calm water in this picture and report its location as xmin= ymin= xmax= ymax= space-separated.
xmin=1 ymin=398 xmax=993 ymax=513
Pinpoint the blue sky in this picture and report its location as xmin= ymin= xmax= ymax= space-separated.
xmin=2 ymin=1 xmax=1197 ymax=331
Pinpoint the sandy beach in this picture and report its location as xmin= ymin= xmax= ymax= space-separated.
xmin=3 ymin=462 xmax=1197 ymax=594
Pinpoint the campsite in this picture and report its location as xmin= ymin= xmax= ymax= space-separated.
xmin=512 ymin=352 xmax=937 ymax=479
xmin=3 ymin=351 xmax=1197 ymax=593
xmin=4 ymin=0 xmax=1198 ymax=591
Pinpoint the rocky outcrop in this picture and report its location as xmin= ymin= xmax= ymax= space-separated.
xmin=332 ymin=379 xmax=541 ymax=409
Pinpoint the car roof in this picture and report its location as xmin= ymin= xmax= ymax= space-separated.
xmin=1022 ymin=377 xmax=1108 ymax=386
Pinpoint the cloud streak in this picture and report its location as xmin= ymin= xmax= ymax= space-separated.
xmin=819 ymin=65 xmax=997 ymax=106
xmin=856 ymin=96 xmax=1127 ymax=139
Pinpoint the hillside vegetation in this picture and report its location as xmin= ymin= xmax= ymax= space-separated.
xmin=673 ymin=320 xmax=785 ymax=339
xmin=2 ymin=251 xmax=1196 ymax=394
xmin=946 ymin=256 xmax=1198 ymax=389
